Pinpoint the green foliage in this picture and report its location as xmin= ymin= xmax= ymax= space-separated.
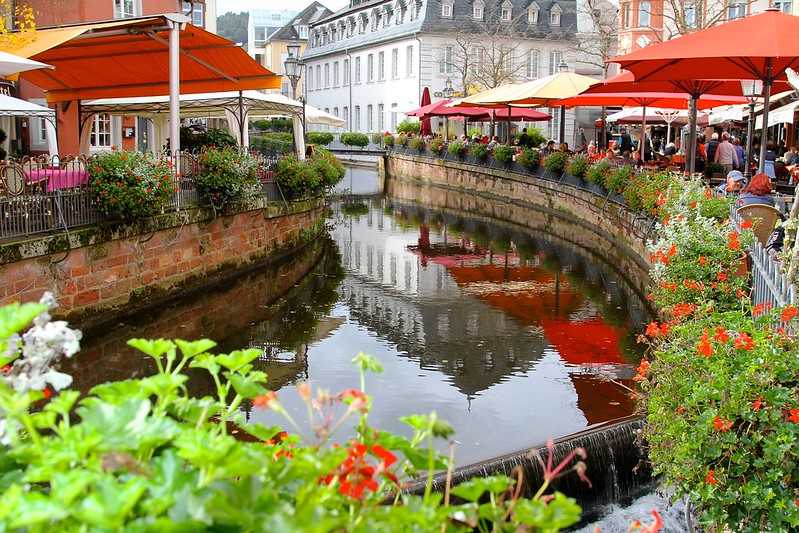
xmin=429 ymin=137 xmax=445 ymax=154
xmin=492 ymin=144 xmax=516 ymax=163
xmin=704 ymin=161 xmax=725 ymax=180
xmin=396 ymin=119 xmax=420 ymax=135
xmin=447 ymin=139 xmax=466 ymax=157
xmin=566 ymin=154 xmax=590 ymax=178
xmin=527 ymin=128 xmax=547 ymax=149
xmin=216 ymin=11 xmax=249 ymax=47
xmin=409 ymin=137 xmax=426 ymax=151
xmin=585 ymin=159 xmax=613 ymax=188
xmin=517 ymin=148 xmax=541 ymax=170
xmin=306 ymin=131 xmax=334 ymax=146
xmin=340 ymin=132 xmax=369 ymax=147
xmin=469 ymin=142 xmax=488 ymax=159
xmin=0 ymin=299 xmax=587 ymax=532
xmin=382 ymin=134 xmax=395 ymax=148
xmin=274 ymin=151 xmax=344 ymax=198
xmin=622 ymin=169 xmax=680 ymax=216
xmin=604 ymin=164 xmax=635 ymax=195
xmin=88 ymin=149 xmax=174 ymax=221
xmin=195 ymin=147 xmax=259 ymax=205
xmin=395 ymin=133 xmax=408 ymax=147
xmin=176 ymin=126 xmax=238 ymax=153
xmin=542 ymin=151 xmax=569 ymax=173
xmin=371 ymin=132 xmax=383 ymax=145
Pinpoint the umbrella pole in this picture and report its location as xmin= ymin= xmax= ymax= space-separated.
xmin=507 ymin=105 xmax=512 ymax=144
xmin=640 ymin=105 xmax=647 ymax=157
xmin=559 ymin=106 xmax=566 ymax=145
xmin=444 ymin=117 xmax=449 ymax=140
xmin=758 ymin=59 xmax=774 ymax=175
xmin=687 ymin=96 xmax=698 ymax=175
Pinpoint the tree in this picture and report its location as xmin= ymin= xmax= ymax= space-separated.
xmin=571 ymin=0 xmax=618 ymax=79
xmin=217 ymin=11 xmax=249 ymax=47
xmin=642 ymin=0 xmax=757 ymax=42
xmin=0 ymin=2 xmax=36 ymax=48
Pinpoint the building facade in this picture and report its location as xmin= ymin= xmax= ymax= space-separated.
xmin=301 ymin=0 xmax=595 ymax=142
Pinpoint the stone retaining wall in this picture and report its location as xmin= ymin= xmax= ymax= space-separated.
xmin=0 ymin=199 xmax=325 ymax=326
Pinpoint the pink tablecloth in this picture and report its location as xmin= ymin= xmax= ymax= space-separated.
xmin=26 ymin=168 xmax=89 ymax=192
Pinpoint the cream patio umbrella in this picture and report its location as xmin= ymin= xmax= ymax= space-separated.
xmin=455 ymin=65 xmax=598 ymax=144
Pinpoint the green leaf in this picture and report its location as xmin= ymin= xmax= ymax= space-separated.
xmin=138 ymin=373 xmax=189 ymax=399
xmin=215 ymin=349 xmax=262 ymax=372
xmin=352 ymin=352 xmax=383 ymax=374
xmin=175 ymin=338 xmax=217 ymax=359
xmin=127 ymin=338 xmax=176 ymax=359
xmin=76 ymin=398 xmax=179 ymax=452
xmin=0 ymin=302 xmax=45 ymax=341
xmin=450 ymin=475 xmax=514 ymax=502
xmin=235 ymin=423 xmax=285 ymax=442
xmin=512 ymin=492 xmax=582 ymax=531
xmin=72 ymin=477 xmax=148 ymax=528
xmin=226 ymin=372 xmax=268 ymax=399
xmin=6 ymin=492 xmax=69 ymax=527
xmin=44 ymin=389 xmax=81 ymax=418
xmin=90 ymin=380 xmax=148 ymax=404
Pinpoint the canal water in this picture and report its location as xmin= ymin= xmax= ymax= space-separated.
xmin=73 ymin=164 xmax=651 ymax=468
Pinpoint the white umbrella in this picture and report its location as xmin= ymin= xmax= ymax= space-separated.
xmin=0 ymin=50 xmax=53 ymax=77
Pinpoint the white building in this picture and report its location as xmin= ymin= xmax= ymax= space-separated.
xmin=301 ymin=0 xmax=597 ymax=142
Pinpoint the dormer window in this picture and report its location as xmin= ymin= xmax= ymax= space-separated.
xmin=550 ymin=4 xmax=562 ymax=26
xmin=298 ymin=25 xmax=309 ymax=39
xmin=473 ymin=0 xmax=484 ymax=19
xmin=442 ymin=0 xmax=453 ymax=18
xmin=501 ymin=0 xmax=513 ymax=21
xmin=527 ymin=1 xmax=539 ymax=23
xmin=371 ymin=9 xmax=380 ymax=30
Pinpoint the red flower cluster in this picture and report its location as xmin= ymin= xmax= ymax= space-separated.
xmin=322 ymin=443 xmax=399 ymax=499
xmin=697 ymin=328 xmax=714 ymax=357
xmin=781 ymin=305 xmax=798 ymax=323
xmin=727 ymin=232 xmax=741 ymax=250
xmin=713 ymin=416 xmax=732 ymax=432
xmin=706 ymin=469 xmax=716 ymax=486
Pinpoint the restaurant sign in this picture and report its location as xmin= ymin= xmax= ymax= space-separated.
xmin=0 ymin=81 xmax=15 ymax=97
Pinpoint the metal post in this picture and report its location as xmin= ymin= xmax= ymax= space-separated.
xmin=744 ymin=100 xmax=756 ymax=179
xmin=758 ymin=61 xmax=774 ymax=175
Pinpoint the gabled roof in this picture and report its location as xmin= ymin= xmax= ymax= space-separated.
xmin=269 ymin=1 xmax=333 ymax=42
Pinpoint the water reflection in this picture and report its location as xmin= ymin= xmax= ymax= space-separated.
xmin=74 ymin=172 xmax=650 ymax=467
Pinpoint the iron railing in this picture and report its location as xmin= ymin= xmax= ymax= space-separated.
xmin=0 ymin=149 xmax=284 ymax=241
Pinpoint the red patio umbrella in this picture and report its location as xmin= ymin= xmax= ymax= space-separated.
xmin=481 ymin=107 xmax=552 ymax=122
xmin=558 ymin=91 xmax=748 ymax=154
xmin=419 ymin=87 xmax=433 ymax=137
xmin=609 ymin=9 xmax=799 ymax=174
xmin=405 ymin=99 xmax=491 ymax=120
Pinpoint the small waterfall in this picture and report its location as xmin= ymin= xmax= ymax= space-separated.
xmin=408 ymin=418 xmax=654 ymax=521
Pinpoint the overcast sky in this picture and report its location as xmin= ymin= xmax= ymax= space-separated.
xmin=217 ymin=0 xmax=349 ymax=15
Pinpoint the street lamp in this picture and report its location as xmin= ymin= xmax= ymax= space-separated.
xmin=741 ymin=79 xmax=763 ymax=179
xmin=442 ymin=77 xmax=455 ymax=99
xmin=284 ymin=40 xmax=306 ymax=155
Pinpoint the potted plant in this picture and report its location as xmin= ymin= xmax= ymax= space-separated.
xmin=195 ymin=147 xmax=259 ymax=206
xmin=703 ymin=161 xmax=726 ymax=183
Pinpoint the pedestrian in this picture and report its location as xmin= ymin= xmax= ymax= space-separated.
xmin=519 ymin=128 xmax=531 ymax=148
xmin=732 ymin=137 xmax=745 ymax=171
xmin=705 ymin=132 xmax=720 ymax=164
xmin=578 ymin=127 xmax=587 ymax=152
xmin=619 ymin=127 xmax=633 ymax=154
xmin=714 ymin=132 xmax=738 ymax=174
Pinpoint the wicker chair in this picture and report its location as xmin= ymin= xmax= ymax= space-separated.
xmin=737 ymin=204 xmax=783 ymax=246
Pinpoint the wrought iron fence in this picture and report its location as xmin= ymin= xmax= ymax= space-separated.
xmin=0 ymin=149 xmax=284 ymax=241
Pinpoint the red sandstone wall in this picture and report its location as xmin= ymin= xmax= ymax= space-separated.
xmin=1 ymin=205 xmax=324 ymax=321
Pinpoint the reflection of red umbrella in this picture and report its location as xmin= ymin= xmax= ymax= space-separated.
xmin=419 ymin=87 xmax=433 ymax=137
xmin=571 ymin=372 xmax=634 ymax=426
xmin=609 ymin=10 xmax=799 ymax=174
xmin=540 ymin=318 xmax=627 ymax=366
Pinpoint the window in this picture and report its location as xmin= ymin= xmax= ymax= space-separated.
xmin=30 ymin=99 xmax=48 ymax=150
xmin=392 ymin=48 xmax=399 ymax=78
xmin=621 ymin=3 xmax=631 ymax=28
xmin=367 ymin=104 xmax=374 ymax=132
xmin=378 ymin=51 xmax=385 ymax=80
xmin=638 ymin=1 xmax=650 ymax=27
xmin=550 ymin=4 xmax=561 ymax=26
xmin=315 ymin=65 xmax=321 ymax=89
xmin=442 ymin=0 xmax=453 ymax=17
xmin=390 ymin=103 xmax=398 ymax=131
xmin=727 ymin=1 xmax=746 ymax=20
xmin=114 ymin=0 xmax=138 ymax=18
xmin=344 ymin=58 xmax=350 ymax=85
xmin=333 ymin=61 xmax=340 ymax=86
xmin=548 ymin=51 xmax=562 ymax=75
xmin=324 ymin=63 xmax=330 ymax=87
xmin=502 ymin=52 xmax=512 ymax=75
xmin=91 ymin=113 xmax=113 ymax=149
xmin=367 ymin=53 xmax=375 ymax=81
xmin=343 ymin=106 xmax=349 ymax=126
xmin=355 ymin=56 xmax=362 ymax=83
xmin=774 ymin=0 xmax=792 ymax=13
xmin=406 ymin=45 xmax=414 ymax=76
xmin=307 ymin=67 xmax=314 ymax=91
xmin=528 ymin=2 xmax=539 ymax=23
xmin=501 ymin=2 xmax=512 ymax=21
xmin=684 ymin=3 xmax=696 ymax=27
xmin=526 ymin=50 xmax=539 ymax=78
xmin=378 ymin=103 xmax=385 ymax=131
xmin=474 ymin=47 xmax=485 ymax=76
xmin=546 ymin=108 xmax=559 ymax=140
xmin=333 ymin=107 xmax=339 ymax=117
xmin=182 ymin=2 xmax=203 ymax=26
xmin=473 ymin=1 xmax=484 ymax=20
xmin=299 ymin=25 xmax=309 ymax=38
xmin=439 ymin=45 xmax=453 ymax=75
xmin=371 ymin=11 xmax=379 ymax=30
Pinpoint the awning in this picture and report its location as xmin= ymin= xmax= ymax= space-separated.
xmin=706 ymin=104 xmax=745 ymax=125
xmin=15 ymin=15 xmax=280 ymax=102
xmin=755 ymin=100 xmax=799 ymax=129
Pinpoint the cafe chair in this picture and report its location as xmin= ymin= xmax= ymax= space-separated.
xmin=737 ymin=204 xmax=783 ymax=246
xmin=1 ymin=162 xmax=52 ymax=235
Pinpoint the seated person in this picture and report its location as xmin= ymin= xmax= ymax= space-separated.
xmin=632 ymin=150 xmax=645 ymax=170
xmin=558 ymin=142 xmax=570 ymax=154
xmin=786 ymin=145 xmax=799 ymax=166
xmin=619 ymin=150 xmax=636 ymax=167
xmin=718 ymin=170 xmax=745 ymax=194
xmin=541 ymin=140 xmax=556 ymax=155
xmin=487 ymin=135 xmax=501 ymax=149
xmin=663 ymin=142 xmax=678 ymax=156
xmin=738 ymin=172 xmax=776 ymax=207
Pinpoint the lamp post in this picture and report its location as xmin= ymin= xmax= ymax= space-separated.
xmin=441 ymin=77 xmax=454 ymax=139
xmin=557 ymin=60 xmax=569 ymax=144
xmin=284 ymin=40 xmax=305 ymax=156
xmin=741 ymin=79 xmax=763 ymax=179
